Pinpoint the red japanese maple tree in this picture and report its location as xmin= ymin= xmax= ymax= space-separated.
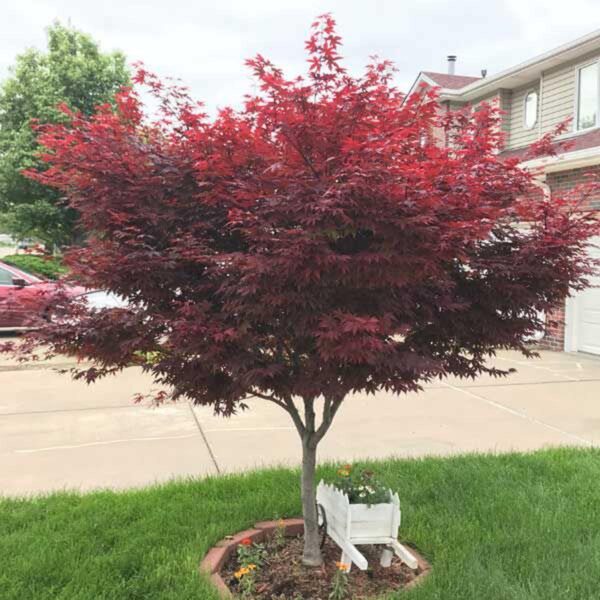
xmin=5 ymin=15 xmax=599 ymax=566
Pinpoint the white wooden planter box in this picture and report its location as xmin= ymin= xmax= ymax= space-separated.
xmin=316 ymin=480 xmax=418 ymax=572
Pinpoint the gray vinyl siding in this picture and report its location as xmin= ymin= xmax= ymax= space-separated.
xmin=541 ymin=49 xmax=600 ymax=135
xmin=507 ymin=83 xmax=540 ymax=149
xmin=471 ymin=92 xmax=498 ymax=107
xmin=541 ymin=61 xmax=578 ymax=134
xmin=470 ymin=90 xmax=512 ymax=143
xmin=482 ymin=49 xmax=600 ymax=149
xmin=498 ymin=89 xmax=512 ymax=137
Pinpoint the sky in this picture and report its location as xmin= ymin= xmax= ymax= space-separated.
xmin=3 ymin=0 xmax=600 ymax=114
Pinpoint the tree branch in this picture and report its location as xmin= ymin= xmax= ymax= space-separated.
xmin=286 ymin=397 xmax=306 ymax=437
xmin=280 ymin=126 xmax=320 ymax=178
xmin=314 ymin=395 xmax=344 ymax=443
xmin=249 ymin=389 xmax=306 ymax=436
xmin=247 ymin=390 xmax=288 ymax=411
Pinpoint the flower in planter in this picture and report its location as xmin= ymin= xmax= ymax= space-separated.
xmin=273 ymin=519 xmax=286 ymax=549
xmin=237 ymin=539 xmax=266 ymax=568
xmin=234 ymin=563 xmax=258 ymax=598
xmin=330 ymin=561 xmax=350 ymax=599
xmin=234 ymin=564 xmax=257 ymax=579
xmin=331 ymin=465 xmax=389 ymax=505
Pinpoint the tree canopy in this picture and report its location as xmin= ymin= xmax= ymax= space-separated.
xmin=3 ymin=14 xmax=598 ymax=566
xmin=0 ymin=22 xmax=130 ymax=247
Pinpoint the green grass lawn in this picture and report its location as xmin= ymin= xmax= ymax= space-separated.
xmin=1 ymin=448 xmax=600 ymax=599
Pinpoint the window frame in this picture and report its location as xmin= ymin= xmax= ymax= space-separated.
xmin=523 ymin=89 xmax=538 ymax=130
xmin=574 ymin=59 xmax=600 ymax=132
xmin=0 ymin=266 xmax=17 ymax=287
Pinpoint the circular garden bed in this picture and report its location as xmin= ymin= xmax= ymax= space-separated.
xmin=200 ymin=518 xmax=430 ymax=599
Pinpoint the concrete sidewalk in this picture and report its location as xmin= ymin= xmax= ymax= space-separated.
xmin=1 ymin=348 xmax=599 ymax=495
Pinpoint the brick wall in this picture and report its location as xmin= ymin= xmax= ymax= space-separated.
xmin=546 ymin=164 xmax=600 ymax=210
xmin=538 ymin=164 xmax=600 ymax=350
xmin=540 ymin=302 xmax=567 ymax=350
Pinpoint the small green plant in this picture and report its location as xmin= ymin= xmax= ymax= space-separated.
xmin=237 ymin=537 xmax=266 ymax=568
xmin=235 ymin=538 xmax=265 ymax=598
xmin=332 ymin=464 xmax=389 ymax=505
xmin=329 ymin=561 xmax=350 ymax=600
xmin=234 ymin=563 xmax=257 ymax=598
xmin=273 ymin=518 xmax=286 ymax=549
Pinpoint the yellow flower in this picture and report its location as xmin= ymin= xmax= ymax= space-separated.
xmin=337 ymin=468 xmax=350 ymax=477
xmin=335 ymin=561 xmax=350 ymax=572
xmin=234 ymin=564 xmax=257 ymax=579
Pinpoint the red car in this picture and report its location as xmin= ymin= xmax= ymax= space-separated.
xmin=0 ymin=260 xmax=82 ymax=330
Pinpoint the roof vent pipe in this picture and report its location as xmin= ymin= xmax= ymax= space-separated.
xmin=447 ymin=55 xmax=456 ymax=75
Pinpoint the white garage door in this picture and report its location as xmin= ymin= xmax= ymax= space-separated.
xmin=576 ymin=237 xmax=600 ymax=355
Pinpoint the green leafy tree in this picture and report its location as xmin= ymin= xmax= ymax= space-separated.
xmin=0 ymin=22 xmax=130 ymax=248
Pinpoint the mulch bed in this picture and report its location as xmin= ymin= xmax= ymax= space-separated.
xmin=221 ymin=533 xmax=423 ymax=599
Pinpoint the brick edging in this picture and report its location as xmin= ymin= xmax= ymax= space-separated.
xmin=199 ymin=518 xmax=430 ymax=598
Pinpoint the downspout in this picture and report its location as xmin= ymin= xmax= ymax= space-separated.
xmin=532 ymin=176 xmax=551 ymax=200
xmin=538 ymin=71 xmax=544 ymax=138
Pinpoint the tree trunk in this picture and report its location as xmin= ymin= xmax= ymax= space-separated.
xmin=301 ymin=435 xmax=322 ymax=566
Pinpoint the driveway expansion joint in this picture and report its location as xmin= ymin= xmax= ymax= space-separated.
xmin=0 ymin=404 xmax=135 ymax=418
xmin=0 ymin=361 xmax=92 ymax=373
xmin=442 ymin=381 xmax=595 ymax=447
xmin=14 ymin=433 xmax=200 ymax=454
xmin=453 ymin=377 xmax=600 ymax=390
xmin=188 ymin=402 xmax=222 ymax=475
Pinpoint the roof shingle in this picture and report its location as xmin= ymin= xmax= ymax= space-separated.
xmin=422 ymin=71 xmax=481 ymax=90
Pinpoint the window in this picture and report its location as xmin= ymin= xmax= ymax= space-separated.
xmin=577 ymin=62 xmax=598 ymax=131
xmin=0 ymin=267 xmax=15 ymax=285
xmin=524 ymin=91 xmax=538 ymax=128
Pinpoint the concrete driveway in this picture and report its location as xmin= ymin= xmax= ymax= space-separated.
xmin=1 ymin=346 xmax=599 ymax=495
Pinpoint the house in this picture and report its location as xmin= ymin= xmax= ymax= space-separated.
xmin=409 ymin=31 xmax=600 ymax=356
